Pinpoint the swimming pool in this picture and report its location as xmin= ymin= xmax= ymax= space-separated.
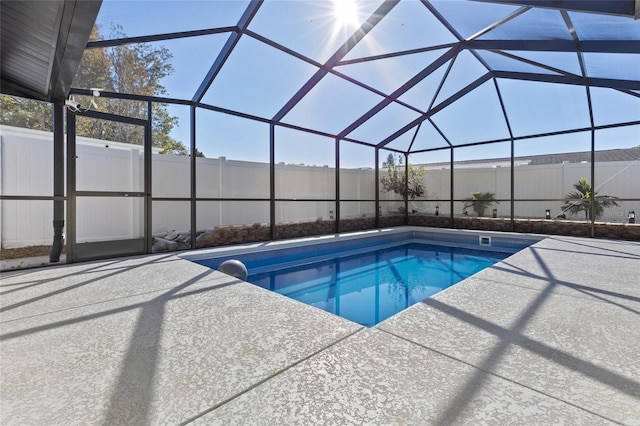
xmin=189 ymin=228 xmax=539 ymax=326
xmin=249 ymin=243 xmax=508 ymax=326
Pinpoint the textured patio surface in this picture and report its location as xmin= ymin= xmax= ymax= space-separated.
xmin=1 ymin=232 xmax=639 ymax=425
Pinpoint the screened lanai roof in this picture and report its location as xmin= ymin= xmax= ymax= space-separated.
xmin=71 ymin=0 xmax=640 ymax=154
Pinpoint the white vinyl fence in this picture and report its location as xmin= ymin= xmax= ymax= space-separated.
xmin=2 ymin=125 xmax=639 ymax=248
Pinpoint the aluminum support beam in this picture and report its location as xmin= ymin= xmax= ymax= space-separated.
xmin=49 ymin=101 xmax=65 ymax=262
xmin=272 ymin=0 xmax=400 ymax=123
xmin=338 ymin=46 xmax=460 ymax=139
xmin=269 ymin=124 xmax=276 ymax=239
xmin=410 ymin=119 xmax=640 ymax=154
xmin=335 ymin=138 xmax=341 ymax=233
xmin=466 ymin=39 xmax=640 ymax=53
xmin=470 ymin=0 xmax=637 ymax=18
xmin=378 ymin=73 xmax=493 ymax=148
xmin=450 ymin=148 xmax=454 ymax=227
xmin=192 ymin=0 xmax=262 ymax=103
xmin=493 ymin=79 xmax=516 ymax=231
xmin=145 ymin=104 xmax=152 ymax=252
xmin=86 ymin=27 xmax=236 ymax=49
xmin=419 ymin=0 xmax=494 ymax=74
xmin=65 ymin=111 xmax=77 ymax=262
xmin=375 ymin=148 xmax=380 ymax=228
xmin=190 ymin=106 xmax=197 ymax=249
xmin=404 ymin=152 xmax=409 ymax=224
xmin=467 ymin=7 xmax=530 ymax=41
xmin=492 ymin=71 xmax=640 ymax=90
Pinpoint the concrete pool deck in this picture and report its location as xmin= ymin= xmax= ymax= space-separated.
xmin=1 ymin=231 xmax=639 ymax=424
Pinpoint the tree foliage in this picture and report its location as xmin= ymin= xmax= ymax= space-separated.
xmin=1 ymin=24 xmax=192 ymax=156
xmin=380 ymin=154 xmax=426 ymax=200
xmin=0 ymin=96 xmax=53 ymax=131
xmin=463 ymin=192 xmax=499 ymax=217
xmin=562 ymin=177 xmax=619 ymax=220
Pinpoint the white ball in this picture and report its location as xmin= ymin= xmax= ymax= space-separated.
xmin=218 ymin=259 xmax=248 ymax=280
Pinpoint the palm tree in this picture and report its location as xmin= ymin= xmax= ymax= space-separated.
xmin=562 ymin=177 xmax=619 ymax=220
xmin=463 ymin=192 xmax=499 ymax=217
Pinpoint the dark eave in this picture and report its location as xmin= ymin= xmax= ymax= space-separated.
xmin=0 ymin=0 xmax=102 ymax=102
xmin=471 ymin=0 xmax=639 ymax=19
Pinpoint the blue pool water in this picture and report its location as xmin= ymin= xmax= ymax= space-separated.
xmin=191 ymin=231 xmax=537 ymax=326
xmin=247 ymin=242 xmax=508 ymax=327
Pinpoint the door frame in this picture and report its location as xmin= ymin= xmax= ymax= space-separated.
xmin=66 ymin=109 xmax=152 ymax=262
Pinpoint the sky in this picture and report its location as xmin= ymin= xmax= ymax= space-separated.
xmin=93 ymin=0 xmax=640 ymax=167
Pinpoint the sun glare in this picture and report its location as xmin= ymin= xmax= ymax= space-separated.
xmin=332 ymin=0 xmax=359 ymax=27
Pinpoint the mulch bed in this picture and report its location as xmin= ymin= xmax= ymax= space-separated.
xmin=0 ymin=245 xmax=65 ymax=260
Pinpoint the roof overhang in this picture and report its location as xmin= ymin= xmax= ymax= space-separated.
xmin=0 ymin=0 xmax=102 ymax=102
xmin=472 ymin=0 xmax=640 ymax=19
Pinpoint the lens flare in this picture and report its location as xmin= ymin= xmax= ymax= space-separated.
xmin=332 ymin=0 xmax=359 ymax=27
